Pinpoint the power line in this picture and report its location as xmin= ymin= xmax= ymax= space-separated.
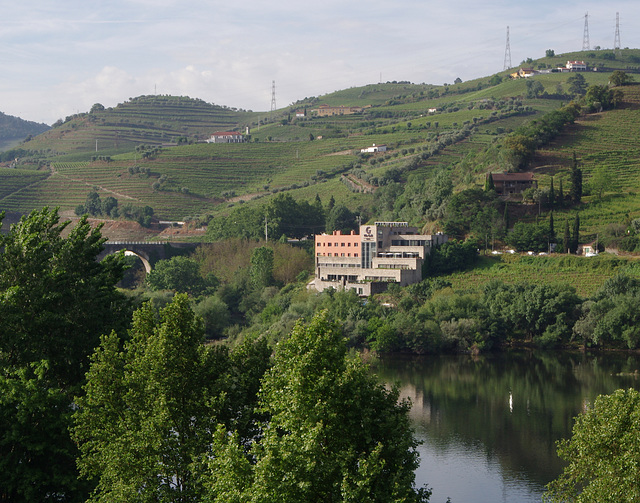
xmin=503 ymin=26 xmax=512 ymax=71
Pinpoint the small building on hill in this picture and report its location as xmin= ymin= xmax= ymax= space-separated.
xmin=360 ymin=143 xmax=387 ymax=153
xmin=511 ymin=67 xmax=536 ymax=79
xmin=206 ymin=131 xmax=244 ymax=143
xmin=488 ymin=172 xmax=537 ymax=196
xmin=310 ymin=222 xmax=447 ymax=296
xmin=566 ymin=61 xmax=587 ymax=71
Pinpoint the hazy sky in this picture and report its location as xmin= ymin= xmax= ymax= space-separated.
xmin=1 ymin=1 xmax=638 ymax=124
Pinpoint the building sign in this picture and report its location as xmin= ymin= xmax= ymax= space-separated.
xmin=362 ymin=226 xmax=375 ymax=242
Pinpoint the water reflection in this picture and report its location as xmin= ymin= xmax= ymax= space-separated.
xmin=375 ymin=351 xmax=640 ymax=503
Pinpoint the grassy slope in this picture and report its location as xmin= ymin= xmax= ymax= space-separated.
xmin=443 ymin=253 xmax=640 ymax=298
xmin=2 ymin=50 xmax=640 ymax=226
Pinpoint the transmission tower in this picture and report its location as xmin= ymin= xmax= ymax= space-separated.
xmin=270 ymin=80 xmax=277 ymax=113
xmin=614 ymin=12 xmax=621 ymax=56
xmin=503 ymin=26 xmax=512 ymax=71
xmin=582 ymin=12 xmax=590 ymax=51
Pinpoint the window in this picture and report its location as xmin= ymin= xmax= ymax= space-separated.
xmin=347 ymin=243 xmax=351 ymax=247
xmin=327 ymin=243 xmax=331 ymax=247
xmin=341 ymin=243 xmax=345 ymax=247
xmin=354 ymin=253 xmax=359 ymax=257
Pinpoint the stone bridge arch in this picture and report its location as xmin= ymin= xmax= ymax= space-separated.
xmin=98 ymin=241 xmax=199 ymax=274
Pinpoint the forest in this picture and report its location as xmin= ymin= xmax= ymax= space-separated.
xmin=0 ymin=209 xmax=429 ymax=502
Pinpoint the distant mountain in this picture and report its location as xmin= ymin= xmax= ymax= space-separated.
xmin=0 ymin=112 xmax=50 ymax=150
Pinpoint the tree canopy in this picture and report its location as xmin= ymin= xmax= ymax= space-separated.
xmin=0 ymin=208 xmax=130 ymax=502
xmin=544 ymin=388 xmax=640 ymax=503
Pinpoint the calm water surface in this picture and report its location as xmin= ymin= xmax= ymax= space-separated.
xmin=375 ymin=351 xmax=640 ymax=503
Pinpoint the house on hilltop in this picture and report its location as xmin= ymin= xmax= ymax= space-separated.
xmin=510 ymin=68 xmax=536 ymax=79
xmin=488 ymin=172 xmax=537 ymax=196
xmin=360 ymin=143 xmax=387 ymax=153
xmin=566 ymin=61 xmax=587 ymax=71
xmin=310 ymin=222 xmax=447 ymax=296
xmin=206 ymin=131 xmax=244 ymax=143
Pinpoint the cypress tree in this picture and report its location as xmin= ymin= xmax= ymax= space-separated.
xmin=558 ymin=178 xmax=564 ymax=208
xmin=503 ymin=202 xmax=510 ymax=231
xmin=485 ymin=173 xmax=495 ymax=192
xmin=563 ymin=219 xmax=570 ymax=253
xmin=549 ymin=211 xmax=555 ymax=242
xmin=549 ymin=177 xmax=555 ymax=208
xmin=571 ymin=213 xmax=580 ymax=254
xmin=570 ymin=152 xmax=582 ymax=205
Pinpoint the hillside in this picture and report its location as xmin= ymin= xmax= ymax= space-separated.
xmin=2 ymin=49 xmax=640 ymax=244
xmin=0 ymin=112 xmax=50 ymax=152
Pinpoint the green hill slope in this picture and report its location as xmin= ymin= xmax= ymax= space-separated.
xmin=2 ymin=50 xmax=640 ymax=232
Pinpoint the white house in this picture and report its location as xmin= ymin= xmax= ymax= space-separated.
xmin=566 ymin=61 xmax=587 ymax=71
xmin=206 ymin=132 xmax=244 ymax=144
xmin=360 ymin=143 xmax=387 ymax=153
xmin=428 ymin=108 xmax=438 ymax=113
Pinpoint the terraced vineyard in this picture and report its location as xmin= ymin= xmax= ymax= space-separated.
xmin=533 ymin=84 xmax=640 ymax=234
xmin=445 ymin=253 xmax=640 ymax=298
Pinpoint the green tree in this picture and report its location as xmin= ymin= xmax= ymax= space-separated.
xmin=545 ymin=49 xmax=555 ymax=57
xmin=73 ymin=295 xmax=270 ymax=503
xmin=570 ymin=152 xmax=582 ymax=205
xmin=325 ymin=204 xmax=357 ymax=234
xmin=489 ymin=74 xmax=502 ymax=86
xmin=0 ymin=208 xmax=130 ymax=501
xmin=571 ymin=213 xmax=580 ymax=254
xmin=609 ymin=70 xmax=633 ymax=86
xmin=588 ymin=165 xmax=615 ymax=199
xmin=0 ymin=208 xmax=129 ymax=386
xmin=563 ymin=219 xmax=570 ymax=254
xmin=484 ymin=173 xmax=495 ymax=191
xmin=250 ymin=246 xmax=274 ymax=289
xmin=544 ymin=388 xmax=640 ymax=502
xmin=525 ymin=79 xmax=545 ymax=98
xmin=204 ymin=311 xmax=430 ymax=502
xmin=548 ymin=176 xmax=555 ymax=208
xmin=146 ymin=255 xmax=215 ymax=296
xmin=567 ymin=73 xmax=587 ymax=96
xmin=557 ymin=177 xmax=564 ymax=208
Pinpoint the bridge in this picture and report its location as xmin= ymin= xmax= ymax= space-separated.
xmin=98 ymin=241 xmax=200 ymax=273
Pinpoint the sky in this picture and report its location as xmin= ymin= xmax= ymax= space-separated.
xmin=2 ymin=1 xmax=639 ymax=125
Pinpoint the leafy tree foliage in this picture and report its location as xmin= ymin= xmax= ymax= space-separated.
xmin=507 ymin=221 xmax=551 ymax=252
xmin=544 ymin=388 xmax=640 ymax=502
xmin=567 ymin=73 xmax=587 ymax=96
xmin=325 ymin=204 xmax=357 ymax=234
xmin=570 ymin=152 xmax=582 ymax=205
xmin=584 ymin=84 xmax=623 ymax=111
xmin=0 ymin=208 xmax=130 ymax=501
xmin=203 ymin=311 xmax=430 ymax=502
xmin=609 ymin=70 xmax=633 ymax=86
xmin=424 ymin=240 xmax=478 ymax=275
xmin=525 ymin=79 xmax=545 ymax=98
xmin=0 ymin=208 xmax=129 ymax=386
xmin=250 ymin=246 xmax=274 ymax=289
xmin=443 ymin=188 xmax=501 ymax=239
xmin=73 ymin=295 xmax=270 ymax=503
xmin=146 ymin=255 xmax=216 ymax=296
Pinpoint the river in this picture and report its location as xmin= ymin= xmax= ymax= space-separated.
xmin=374 ymin=351 xmax=640 ymax=503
